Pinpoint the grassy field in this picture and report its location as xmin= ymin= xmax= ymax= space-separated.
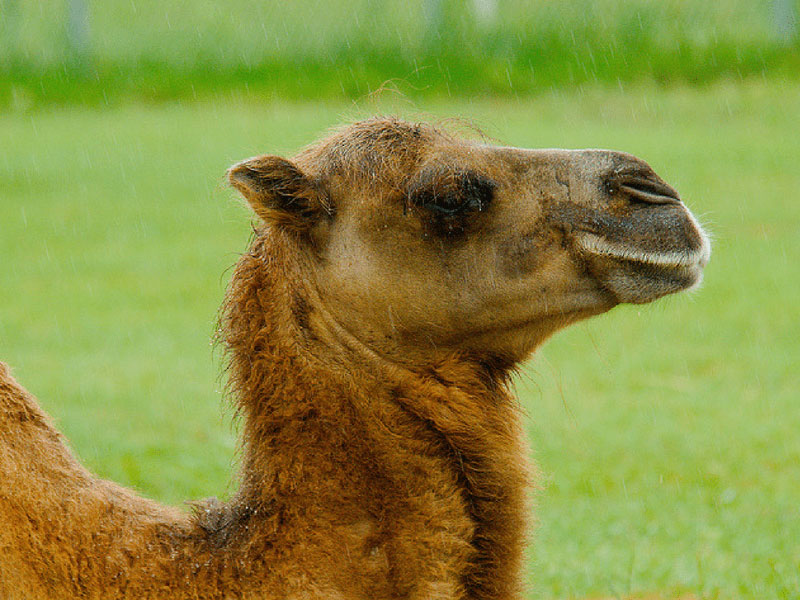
xmin=1 ymin=82 xmax=798 ymax=598
xmin=2 ymin=0 xmax=799 ymax=106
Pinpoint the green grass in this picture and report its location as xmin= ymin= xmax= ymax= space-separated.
xmin=2 ymin=0 xmax=800 ymax=107
xmin=1 ymin=82 xmax=798 ymax=598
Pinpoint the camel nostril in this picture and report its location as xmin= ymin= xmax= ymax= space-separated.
xmin=616 ymin=176 xmax=681 ymax=206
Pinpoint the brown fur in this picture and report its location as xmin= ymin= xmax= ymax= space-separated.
xmin=0 ymin=118 xmax=709 ymax=599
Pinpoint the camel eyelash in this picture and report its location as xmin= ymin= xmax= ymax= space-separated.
xmin=407 ymin=170 xmax=496 ymax=216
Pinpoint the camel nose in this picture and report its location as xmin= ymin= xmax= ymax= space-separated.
xmin=556 ymin=149 xmax=683 ymax=211
xmin=605 ymin=170 xmax=682 ymax=206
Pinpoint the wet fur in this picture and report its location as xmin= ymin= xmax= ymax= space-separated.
xmin=0 ymin=232 xmax=529 ymax=599
xmin=0 ymin=117 xmax=708 ymax=599
xmin=0 ymin=120 xmax=530 ymax=599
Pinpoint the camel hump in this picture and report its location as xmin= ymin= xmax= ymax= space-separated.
xmin=0 ymin=361 xmax=26 ymax=393
xmin=0 ymin=362 xmax=58 ymax=433
xmin=0 ymin=361 xmax=27 ymax=408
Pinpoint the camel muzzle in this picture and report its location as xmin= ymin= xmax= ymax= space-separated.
xmin=552 ymin=150 xmax=711 ymax=304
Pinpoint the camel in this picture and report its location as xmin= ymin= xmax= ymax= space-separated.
xmin=0 ymin=117 xmax=710 ymax=600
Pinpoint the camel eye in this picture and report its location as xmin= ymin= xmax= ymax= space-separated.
xmin=407 ymin=170 xmax=495 ymax=236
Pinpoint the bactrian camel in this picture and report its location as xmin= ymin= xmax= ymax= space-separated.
xmin=0 ymin=118 xmax=710 ymax=599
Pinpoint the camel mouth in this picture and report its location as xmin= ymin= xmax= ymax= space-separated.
xmin=577 ymin=232 xmax=710 ymax=270
xmin=575 ymin=205 xmax=711 ymax=304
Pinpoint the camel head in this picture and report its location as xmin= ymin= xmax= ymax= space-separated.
xmin=228 ymin=118 xmax=709 ymax=365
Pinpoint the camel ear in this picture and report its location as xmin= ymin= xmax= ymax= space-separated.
xmin=227 ymin=156 xmax=330 ymax=230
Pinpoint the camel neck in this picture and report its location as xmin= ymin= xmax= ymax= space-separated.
xmin=232 ymin=329 xmax=529 ymax=600
xmin=220 ymin=234 xmax=530 ymax=599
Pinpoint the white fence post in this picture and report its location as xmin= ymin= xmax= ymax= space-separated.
xmin=472 ymin=0 xmax=498 ymax=27
xmin=67 ymin=0 xmax=90 ymax=64
xmin=772 ymin=0 xmax=798 ymax=44
xmin=1 ymin=0 xmax=21 ymax=61
xmin=424 ymin=0 xmax=444 ymax=41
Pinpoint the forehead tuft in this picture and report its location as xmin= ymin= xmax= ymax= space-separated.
xmin=295 ymin=117 xmax=456 ymax=183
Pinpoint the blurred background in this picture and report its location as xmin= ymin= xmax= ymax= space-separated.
xmin=1 ymin=1 xmax=798 ymax=599
xmin=1 ymin=0 xmax=800 ymax=105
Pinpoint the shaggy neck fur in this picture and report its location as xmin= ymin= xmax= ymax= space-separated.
xmin=0 ymin=227 xmax=530 ymax=600
xmin=219 ymin=229 xmax=531 ymax=599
